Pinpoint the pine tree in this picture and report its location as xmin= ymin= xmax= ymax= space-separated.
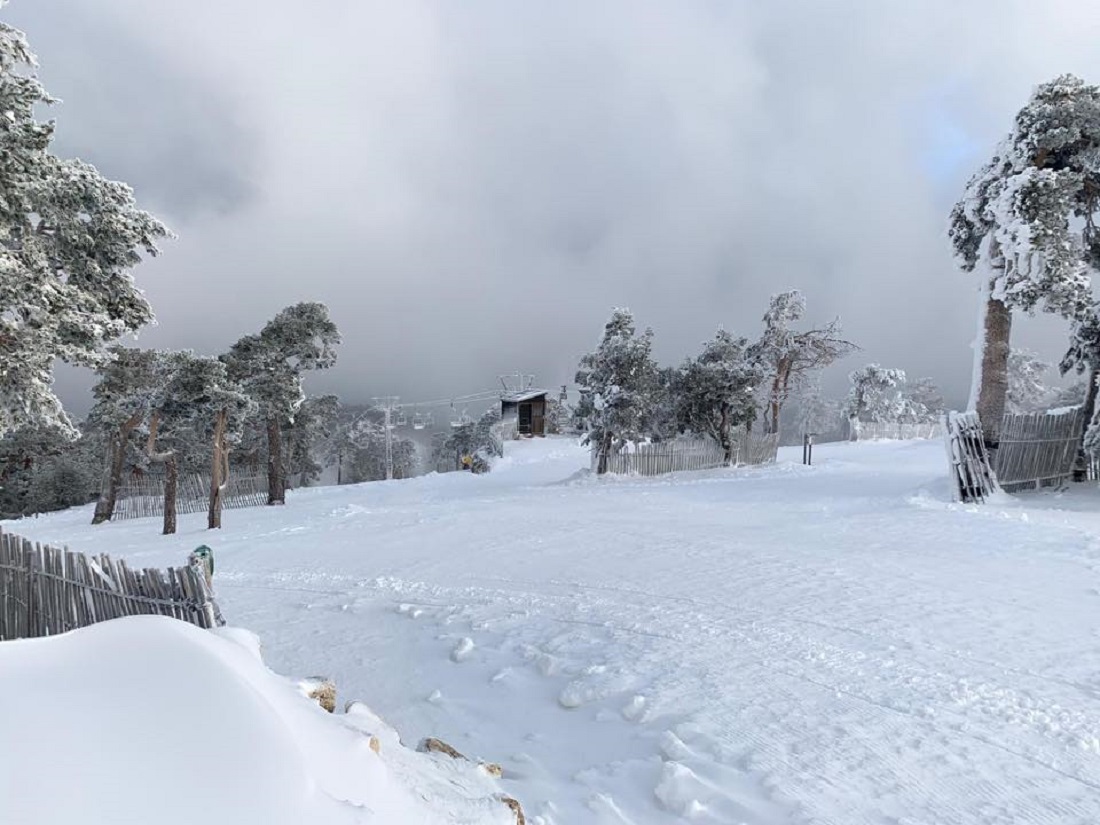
xmin=748 ymin=291 xmax=857 ymax=435
xmin=791 ymin=380 xmax=844 ymax=441
xmin=225 ymin=303 xmax=340 ymax=505
xmin=902 ymin=377 xmax=945 ymax=422
xmin=675 ymin=330 xmax=758 ymax=463
xmin=430 ymin=410 xmax=501 ymax=474
xmin=0 ymin=422 xmax=96 ymax=517
xmin=87 ymin=347 xmax=165 ymax=524
xmin=1006 ymin=349 xmax=1051 ymax=413
xmin=1060 ymin=308 xmax=1100 ymax=478
xmin=574 ymin=309 xmax=659 ymax=474
xmin=950 ymin=74 xmax=1100 ymax=442
xmin=847 ymin=365 xmax=906 ymax=440
xmin=0 ymin=11 xmax=169 ymax=438
xmin=285 ymin=395 xmax=340 ymax=488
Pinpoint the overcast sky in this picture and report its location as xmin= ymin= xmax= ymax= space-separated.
xmin=9 ymin=1 xmax=1100 ymax=414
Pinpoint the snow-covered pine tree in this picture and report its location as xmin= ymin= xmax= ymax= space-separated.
xmin=1006 ymin=349 xmax=1051 ymax=414
xmin=0 ymin=11 xmax=169 ymax=438
xmin=902 ymin=377 xmax=945 ymax=423
xmin=675 ymin=330 xmax=758 ymax=464
xmin=574 ymin=309 xmax=659 ymax=474
xmin=792 ymin=380 xmax=844 ymax=441
xmin=224 ymin=303 xmax=341 ymax=505
xmin=285 ymin=395 xmax=340 ymax=488
xmin=949 ymin=74 xmax=1100 ymax=443
xmin=26 ymin=452 xmax=99 ymax=516
xmin=87 ymin=347 xmax=166 ymax=524
xmin=345 ymin=419 xmax=419 ymax=481
xmin=0 ymin=422 xmax=97 ymax=517
xmin=748 ymin=290 xmax=857 ymax=435
xmin=847 ymin=365 xmax=906 ymax=440
xmin=1060 ymin=308 xmax=1100 ymax=478
xmin=544 ymin=397 xmax=572 ymax=435
xmin=430 ymin=410 xmax=501 ymax=474
xmin=646 ymin=367 xmax=681 ymax=443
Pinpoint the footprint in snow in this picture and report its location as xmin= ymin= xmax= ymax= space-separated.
xmin=450 ymin=637 xmax=475 ymax=662
xmin=621 ymin=694 xmax=647 ymax=722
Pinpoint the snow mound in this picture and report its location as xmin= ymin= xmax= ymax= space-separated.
xmin=0 ymin=616 xmax=512 ymax=825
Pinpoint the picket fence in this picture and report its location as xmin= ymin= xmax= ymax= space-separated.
xmin=741 ymin=432 xmax=781 ymax=466
xmin=597 ymin=433 xmax=780 ymax=477
xmin=113 ymin=472 xmax=268 ymax=521
xmin=944 ymin=411 xmax=999 ymax=503
xmin=993 ymin=407 xmax=1086 ymax=493
xmin=857 ymin=421 xmax=944 ymax=441
xmin=0 ymin=529 xmax=222 ymax=641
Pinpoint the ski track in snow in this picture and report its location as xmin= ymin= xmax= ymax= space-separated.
xmin=11 ymin=438 xmax=1100 ymax=824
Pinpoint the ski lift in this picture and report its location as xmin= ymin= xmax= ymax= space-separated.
xmin=451 ymin=408 xmax=473 ymax=428
xmin=412 ymin=412 xmax=426 ymax=430
xmin=394 ymin=406 xmax=408 ymax=427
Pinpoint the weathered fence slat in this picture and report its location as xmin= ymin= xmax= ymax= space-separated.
xmin=593 ymin=433 xmax=780 ymax=477
xmin=993 ymin=408 xmax=1085 ymax=492
xmin=111 ymin=472 xmax=268 ymax=522
xmin=0 ymin=528 xmax=223 ymax=641
xmin=944 ymin=411 xmax=1000 ymax=503
xmin=856 ymin=421 xmax=945 ymax=441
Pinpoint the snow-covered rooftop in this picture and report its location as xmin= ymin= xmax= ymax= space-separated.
xmin=500 ymin=389 xmax=547 ymax=403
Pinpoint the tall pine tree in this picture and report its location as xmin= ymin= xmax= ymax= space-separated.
xmin=574 ymin=309 xmax=659 ymax=474
xmin=950 ymin=74 xmax=1100 ymax=443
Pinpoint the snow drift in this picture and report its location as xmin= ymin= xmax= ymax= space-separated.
xmin=0 ymin=616 xmax=512 ymax=825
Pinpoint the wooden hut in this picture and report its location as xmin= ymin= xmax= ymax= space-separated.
xmin=501 ymin=390 xmax=548 ymax=437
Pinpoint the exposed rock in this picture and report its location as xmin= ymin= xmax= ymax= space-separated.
xmin=480 ymin=762 xmax=503 ymax=779
xmin=500 ymin=795 xmax=526 ymax=824
xmin=419 ymin=737 xmax=467 ymax=761
xmin=303 ymin=678 xmax=336 ymax=713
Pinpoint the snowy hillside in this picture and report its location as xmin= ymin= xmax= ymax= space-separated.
xmin=7 ymin=436 xmax=1100 ymax=824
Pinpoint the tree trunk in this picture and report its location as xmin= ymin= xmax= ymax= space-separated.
xmin=266 ymin=417 xmax=285 ymax=505
xmin=162 ymin=453 xmax=178 ymax=535
xmin=91 ymin=413 xmax=142 ymax=525
xmin=596 ymin=430 xmax=613 ymax=475
xmin=208 ymin=408 xmax=228 ymax=529
xmin=719 ymin=405 xmax=734 ymax=465
xmin=1073 ymin=369 xmax=1100 ymax=482
xmin=975 ymin=294 xmax=1012 ymax=446
xmin=848 ymin=414 xmax=861 ymax=442
xmin=766 ymin=360 xmax=791 ymax=436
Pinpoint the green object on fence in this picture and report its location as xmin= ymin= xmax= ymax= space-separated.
xmin=192 ymin=545 xmax=214 ymax=576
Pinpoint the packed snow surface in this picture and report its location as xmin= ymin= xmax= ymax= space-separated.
xmin=8 ymin=437 xmax=1100 ymax=824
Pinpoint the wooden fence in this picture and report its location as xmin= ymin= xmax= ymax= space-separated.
xmin=0 ymin=529 xmax=222 ymax=640
xmin=598 ymin=439 xmax=729 ymax=476
xmin=944 ymin=411 xmax=999 ymax=503
xmin=740 ymin=432 xmax=781 ymax=465
xmin=595 ymin=432 xmax=780 ymax=477
xmin=857 ymin=421 xmax=944 ymax=441
xmin=112 ymin=472 xmax=268 ymax=521
xmin=992 ymin=407 xmax=1086 ymax=493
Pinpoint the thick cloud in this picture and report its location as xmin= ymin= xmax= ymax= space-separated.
xmin=8 ymin=0 xmax=1100 ymax=414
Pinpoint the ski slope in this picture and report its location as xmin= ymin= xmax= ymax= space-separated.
xmin=9 ymin=437 xmax=1100 ymax=824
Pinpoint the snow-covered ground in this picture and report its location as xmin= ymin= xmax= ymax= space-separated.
xmin=7 ymin=437 xmax=1100 ymax=824
xmin=0 ymin=617 xmax=513 ymax=825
